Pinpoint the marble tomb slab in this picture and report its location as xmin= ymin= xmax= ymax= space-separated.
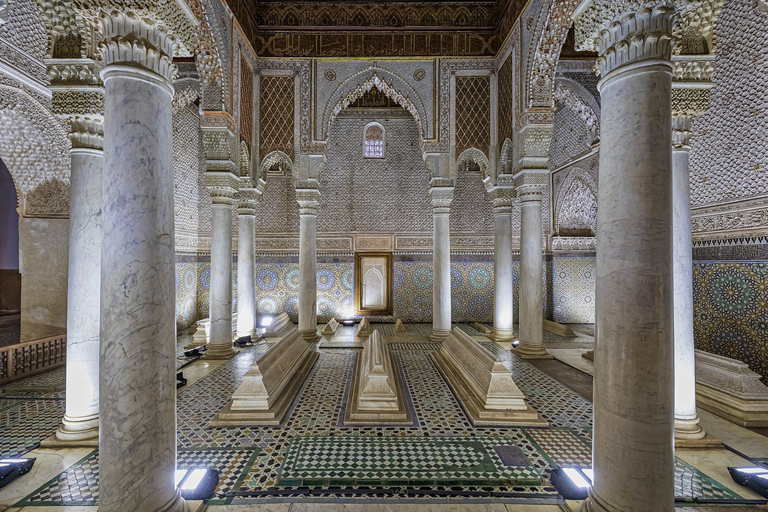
xmin=210 ymin=327 xmax=318 ymax=426
xmin=263 ymin=312 xmax=292 ymax=337
xmin=344 ymin=330 xmax=412 ymax=426
xmin=431 ymin=328 xmax=547 ymax=427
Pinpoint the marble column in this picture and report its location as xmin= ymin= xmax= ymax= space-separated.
xmin=672 ymin=115 xmax=705 ymax=440
xmin=490 ymin=187 xmax=515 ymax=340
xmin=55 ymin=116 xmax=103 ymax=444
xmin=204 ymin=173 xmax=239 ymax=358
xmin=236 ymin=189 xmax=258 ymax=340
xmin=297 ymin=186 xmax=320 ymax=342
xmin=579 ymin=4 xmax=676 ymax=512
xmin=430 ymin=184 xmax=454 ymax=341
xmin=98 ymin=10 xmax=187 ymax=512
xmin=515 ymin=185 xmax=550 ymax=358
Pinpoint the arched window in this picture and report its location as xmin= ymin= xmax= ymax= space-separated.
xmin=363 ymin=122 xmax=385 ymax=158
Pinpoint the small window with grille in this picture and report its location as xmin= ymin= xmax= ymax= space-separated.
xmin=363 ymin=123 xmax=385 ymax=158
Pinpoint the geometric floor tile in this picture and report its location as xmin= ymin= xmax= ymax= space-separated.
xmin=526 ymin=428 xmax=592 ymax=467
xmin=9 ymin=329 xmax=752 ymax=505
xmin=674 ymin=458 xmax=743 ymax=501
xmin=279 ymin=436 xmax=542 ymax=487
xmin=17 ymin=447 xmax=261 ymax=506
xmin=18 ymin=450 xmax=99 ymax=506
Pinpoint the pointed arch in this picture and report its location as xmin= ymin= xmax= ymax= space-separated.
xmin=526 ymin=0 xmax=580 ymax=109
xmin=553 ymin=77 xmax=600 ymax=143
xmin=240 ymin=141 xmax=250 ymax=177
xmin=0 ymin=85 xmax=70 ymax=216
xmin=456 ymin=148 xmax=491 ymax=187
xmin=499 ymin=138 xmax=514 ymax=175
xmin=322 ymin=69 xmax=428 ymax=144
xmin=259 ymin=150 xmax=294 ymax=180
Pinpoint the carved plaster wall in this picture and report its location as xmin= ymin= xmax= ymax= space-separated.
xmin=689 ymin=1 xmax=768 ymax=239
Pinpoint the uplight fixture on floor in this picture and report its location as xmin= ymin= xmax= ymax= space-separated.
xmin=260 ymin=316 xmax=273 ymax=327
xmin=550 ymin=466 xmax=593 ymax=500
xmin=342 ymin=319 xmax=355 ymax=326
xmin=175 ymin=468 xmax=219 ymax=500
xmin=0 ymin=458 xmax=35 ymax=489
xmin=729 ymin=466 xmax=768 ymax=498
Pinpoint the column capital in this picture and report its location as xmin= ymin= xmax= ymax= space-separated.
xmin=96 ymin=10 xmax=177 ymax=84
xmin=205 ymin=171 xmax=239 ymax=206
xmin=518 ymin=184 xmax=545 ymax=204
xmin=488 ymin=186 xmax=515 ymax=214
xmin=672 ymin=114 xmax=693 ymax=150
xmin=573 ymin=2 xmax=676 ymax=80
xmin=296 ymin=181 xmax=320 ymax=215
xmin=201 ymin=126 xmax=238 ymax=173
xmin=429 ymin=184 xmax=454 ymax=215
xmin=69 ymin=115 xmax=104 ymax=151
xmin=238 ymin=187 xmax=259 ymax=216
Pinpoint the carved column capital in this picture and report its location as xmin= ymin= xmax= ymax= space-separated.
xmin=574 ymin=2 xmax=676 ymax=79
xmin=488 ymin=186 xmax=515 ymax=214
xmin=96 ymin=10 xmax=177 ymax=84
xmin=69 ymin=115 xmax=104 ymax=151
xmin=201 ymin=126 xmax=238 ymax=174
xmin=672 ymin=114 xmax=693 ymax=150
xmin=517 ymin=118 xmax=553 ymax=172
xmin=518 ymin=184 xmax=545 ymax=204
xmin=296 ymin=180 xmax=320 ymax=215
xmin=429 ymin=182 xmax=454 ymax=215
xmin=205 ymin=172 xmax=240 ymax=206
xmin=238 ymin=187 xmax=259 ymax=216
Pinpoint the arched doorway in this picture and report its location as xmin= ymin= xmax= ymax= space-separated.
xmin=0 ymin=157 xmax=21 ymax=345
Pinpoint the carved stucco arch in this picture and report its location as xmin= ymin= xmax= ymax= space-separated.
xmin=499 ymin=138 xmax=514 ymax=175
xmin=259 ymin=150 xmax=294 ymax=180
xmin=240 ymin=140 xmax=250 ymax=177
xmin=322 ymin=69 xmax=428 ymax=144
xmin=455 ymin=148 xmax=491 ymax=187
xmin=526 ymin=0 xmax=580 ymax=109
xmin=555 ymin=167 xmax=597 ymax=235
xmin=553 ymin=77 xmax=600 ymax=143
xmin=0 ymin=85 xmax=70 ymax=217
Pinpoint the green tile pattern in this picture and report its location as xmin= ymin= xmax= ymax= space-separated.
xmin=280 ymin=437 xmax=542 ymax=487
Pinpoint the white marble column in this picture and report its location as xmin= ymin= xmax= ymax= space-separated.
xmin=236 ymin=189 xmax=257 ymax=340
xmin=672 ymin=115 xmax=705 ymax=441
xmin=430 ymin=183 xmax=454 ymax=341
xmin=98 ymin=11 xmax=187 ymax=512
xmin=578 ymin=4 xmax=676 ymax=512
xmin=297 ymin=186 xmax=320 ymax=342
xmin=490 ymin=187 xmax=515 ymax=340
xmin=203 ymin=172 xmax=239 ymax=358
xmin=55 ymin=116 xmax=103 ymax=444
xmin=515 ymin=185 xmax=550 ymax=358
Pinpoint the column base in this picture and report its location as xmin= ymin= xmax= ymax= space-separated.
xmin=299 ymin=329 xmax=321 ymax=342
xmin=202 ymin=343 xmax=238 ymax=360
xmin=430 ymin=329 xmax=451 ymax=342
xmin=674 ymin=414 xmax=705 ymax=439
xmin=157 ymin=490 xmax=190 ymax=512
xmin=675 ymin=414 xmax=721 ymax=447
xmin=487 ymin=328 xmax=515 ymax=341
xmin=580 ymin=489 xmax=619 ymax=512
xmin=40 ymin=414 xmax=99 ymax=447
xmin=511 ymin=341 xmax=553 ymax=359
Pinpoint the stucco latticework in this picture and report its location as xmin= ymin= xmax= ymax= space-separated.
xmin=259 ymin=75 xmax=295 ymax=161
xmin=455 ymin=76 xmax=490 ymax=158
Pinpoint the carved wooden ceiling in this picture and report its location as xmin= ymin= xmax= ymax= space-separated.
xmin=228 ymin=0 xmax=527 ymax=57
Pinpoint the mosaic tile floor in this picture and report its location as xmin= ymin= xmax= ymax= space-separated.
xmin=4 ymin=325 xmax=744 ymax=507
